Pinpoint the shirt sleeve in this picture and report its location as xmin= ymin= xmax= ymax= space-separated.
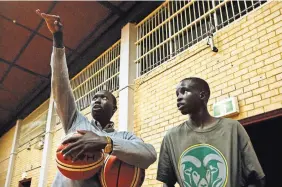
xmin=157 ymin=135 xmax=177 ymax=186
xmin=51 ymin=47 xmax=78 ymax=133
xmin=237 ymin=123 xmax=265 ymax=182
xmin=110 ymin=131 xmax=157 ymax=169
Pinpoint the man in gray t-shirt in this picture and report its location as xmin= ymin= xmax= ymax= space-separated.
xmin=157 ymin=77 xmax=265 ymax=187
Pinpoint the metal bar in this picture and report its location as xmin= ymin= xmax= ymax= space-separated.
xmin=203 ymin=1 xmax=208 ymax=36
xmin=231 ymin=0 xmax=235 ymax=20
xmin=135 ymin=0 xmax=229 ymax=63
xmin=198 ymin=1 xmax=203 ymax=39
xmin=193 ymin=3 xmax=198 ymax=41
xmin=225 ymin=1 xmax=230 ymax=25
xmin=176 ymin=2 xmax=181 ymax=51
xmin=75 ymin=73 xmax=120 ymax=102
xmin=237 ymin=0 xmax=241 ymax=16
xmin=219 ymin=3 xmax=224 ymax=27
xmin=71 ymin=41 xmax=120 ymax=81
xmin=72 ymin=55 xmax=120 ymax=92
xmin=136 ymin=1 xmax=170 ymax=27
xmin=135 ymin=0 xmax=195 ymax=45
xmin=167 ymin=2 xmax=173 ymax=57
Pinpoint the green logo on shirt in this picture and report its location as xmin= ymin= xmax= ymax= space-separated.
xmin=178 ymin=144 xmax=228 ymax=187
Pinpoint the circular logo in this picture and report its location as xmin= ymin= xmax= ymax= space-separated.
xmin=178 ymin=144 xmax=228 ymax=187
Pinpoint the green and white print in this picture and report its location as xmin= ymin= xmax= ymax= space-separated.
xmin=178 ymin=144 xmax=228 ymax=187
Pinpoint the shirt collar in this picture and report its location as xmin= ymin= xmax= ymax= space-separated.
xmin=92 ymin=120 xmax=115 ymax=133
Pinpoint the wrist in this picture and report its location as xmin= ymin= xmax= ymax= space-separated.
xmin=103 ymin=136 xmax=113 ymax=154
xmin=53 ymin=31 xmax=64 ymax=48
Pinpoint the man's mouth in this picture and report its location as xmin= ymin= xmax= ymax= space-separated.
xmin=92 ymin=105 xmax=102 ymax=111
xmin=177 ymin=103 xmax=185 ymax=110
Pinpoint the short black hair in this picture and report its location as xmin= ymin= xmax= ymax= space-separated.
xmin=181 ymin=77 xmax=210 ymax=100
xmin=100 ymin=90 xmax=117 ymax=107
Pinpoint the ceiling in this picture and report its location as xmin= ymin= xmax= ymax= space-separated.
xmin=0 ymin=1 xmax=162 ymax=137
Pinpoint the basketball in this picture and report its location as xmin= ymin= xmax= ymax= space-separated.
xmin=56 ymin=133 xmax=105 ymax=180
xmin=100 ymin=155 xmax=145 ymax=187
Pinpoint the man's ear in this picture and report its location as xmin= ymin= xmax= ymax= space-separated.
xmin=113 ymin=106 xmax=117 ymax=113
xmin=200 ymin=91 xmax=206 ymax=100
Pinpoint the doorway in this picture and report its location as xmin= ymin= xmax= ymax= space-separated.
xmin=244 ymin=116 xmax=282 ymax=187
xmin=18 ymin=178 xmax=31 ymax=187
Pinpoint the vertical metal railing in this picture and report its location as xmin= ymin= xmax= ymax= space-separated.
xmin=135 ymin=0 xmax=267 ymax=76
xmin=70 ymin=41 xmax=120 ymax=111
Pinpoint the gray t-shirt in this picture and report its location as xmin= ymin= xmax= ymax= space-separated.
xmin=157 ymin=118 xmax=265 ymax=187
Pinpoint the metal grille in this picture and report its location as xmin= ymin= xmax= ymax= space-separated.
xmin=135 ymin=0 xmax=267 ymax=76
xmin=70 ymin=41 xmax=120 ymax=111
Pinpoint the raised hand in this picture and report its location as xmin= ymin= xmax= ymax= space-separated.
xmin=36 ymin=9 xmax=62 ymax=34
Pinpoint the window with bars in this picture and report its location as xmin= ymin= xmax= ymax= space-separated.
xmin=70 ymin=41 xmax=120 ymax=111
xmin=135 ymin=0 xmax=267 ymax=76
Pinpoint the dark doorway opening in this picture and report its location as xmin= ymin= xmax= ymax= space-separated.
xmin=18 ymin=178 xmax=31 ymax=187
xmin=245 ymin=116 xmax=282 ymax=187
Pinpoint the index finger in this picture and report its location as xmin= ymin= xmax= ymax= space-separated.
xmin=35 ymin=9 xmax=60 ymax=20
xmin=62 ymin=136 xmax=80 ymax=145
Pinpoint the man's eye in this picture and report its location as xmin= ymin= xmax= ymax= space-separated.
xmin=102 ymin=96 xmax=108 ymax=100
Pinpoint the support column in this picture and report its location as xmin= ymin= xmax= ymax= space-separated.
xmin=118 ymin=23 xmax=137 ymax=132
xmin=38 ymin=97 xmax=56 ymax=187
xmin=4 ymin=119 xmax=21 ymax=187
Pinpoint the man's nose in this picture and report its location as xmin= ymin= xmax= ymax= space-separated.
xmin=95 ymin=98 xmax=102 ymax=103
xmin=177 ymin=96 xmax=183 ymax=102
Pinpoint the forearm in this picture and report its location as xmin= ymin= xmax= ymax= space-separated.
xmin=51 ymin=32 xmax=77 ymax=132
xmin=110 ymin=136 xmax=157 ymax=169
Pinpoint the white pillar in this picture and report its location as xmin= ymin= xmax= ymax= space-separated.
xmin=4 ymin=120 xmax=21 ymax=187
xmin=38 ymin=97 xmax=55 ymax=187
xmin=118 ymin=23 xmax=137 ymax=132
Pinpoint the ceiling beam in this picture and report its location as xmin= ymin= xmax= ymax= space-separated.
xmin=98 ymin=1 xmax=125 ymax=17
xmin=1 ymin=58 xmax=49 ymax=80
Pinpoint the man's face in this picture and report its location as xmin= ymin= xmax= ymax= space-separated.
xmin=90 ymin=91 xmax=116 ymax=121
xmin=176 ymin=80 xmax=203 ymax=115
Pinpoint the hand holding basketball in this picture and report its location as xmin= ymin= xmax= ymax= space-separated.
xmin=61 ymin=130 xmax=108 ymax=162
xmin=56 ymin=132 xmax=105 ymax=180
xmin=36 ymin=9 xmax=63 ymax=34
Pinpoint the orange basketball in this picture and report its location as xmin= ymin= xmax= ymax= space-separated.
xmin=100 ymin=155 xmax=145 ymax=187
xmin=56 ymin=133 xmax=104 ymax=180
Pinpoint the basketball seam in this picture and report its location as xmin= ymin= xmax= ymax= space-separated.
xmin=56 ymin=159 xmax=104 ymax=172
xmin=101 ymin=155 xmax=111 ymax=187
xmin=56 ymin=152 xmax=104 ymax=168
xmin=130 ymin=167 xmax=139 ymax=187
xmin=116 ymin=160 xmax=122 ymax=187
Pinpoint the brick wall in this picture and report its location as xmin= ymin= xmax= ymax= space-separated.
xmin=134 ymin=2 xmax=282 ymax=186
xmin=0 ymin=126 xmax=15 ymax=187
